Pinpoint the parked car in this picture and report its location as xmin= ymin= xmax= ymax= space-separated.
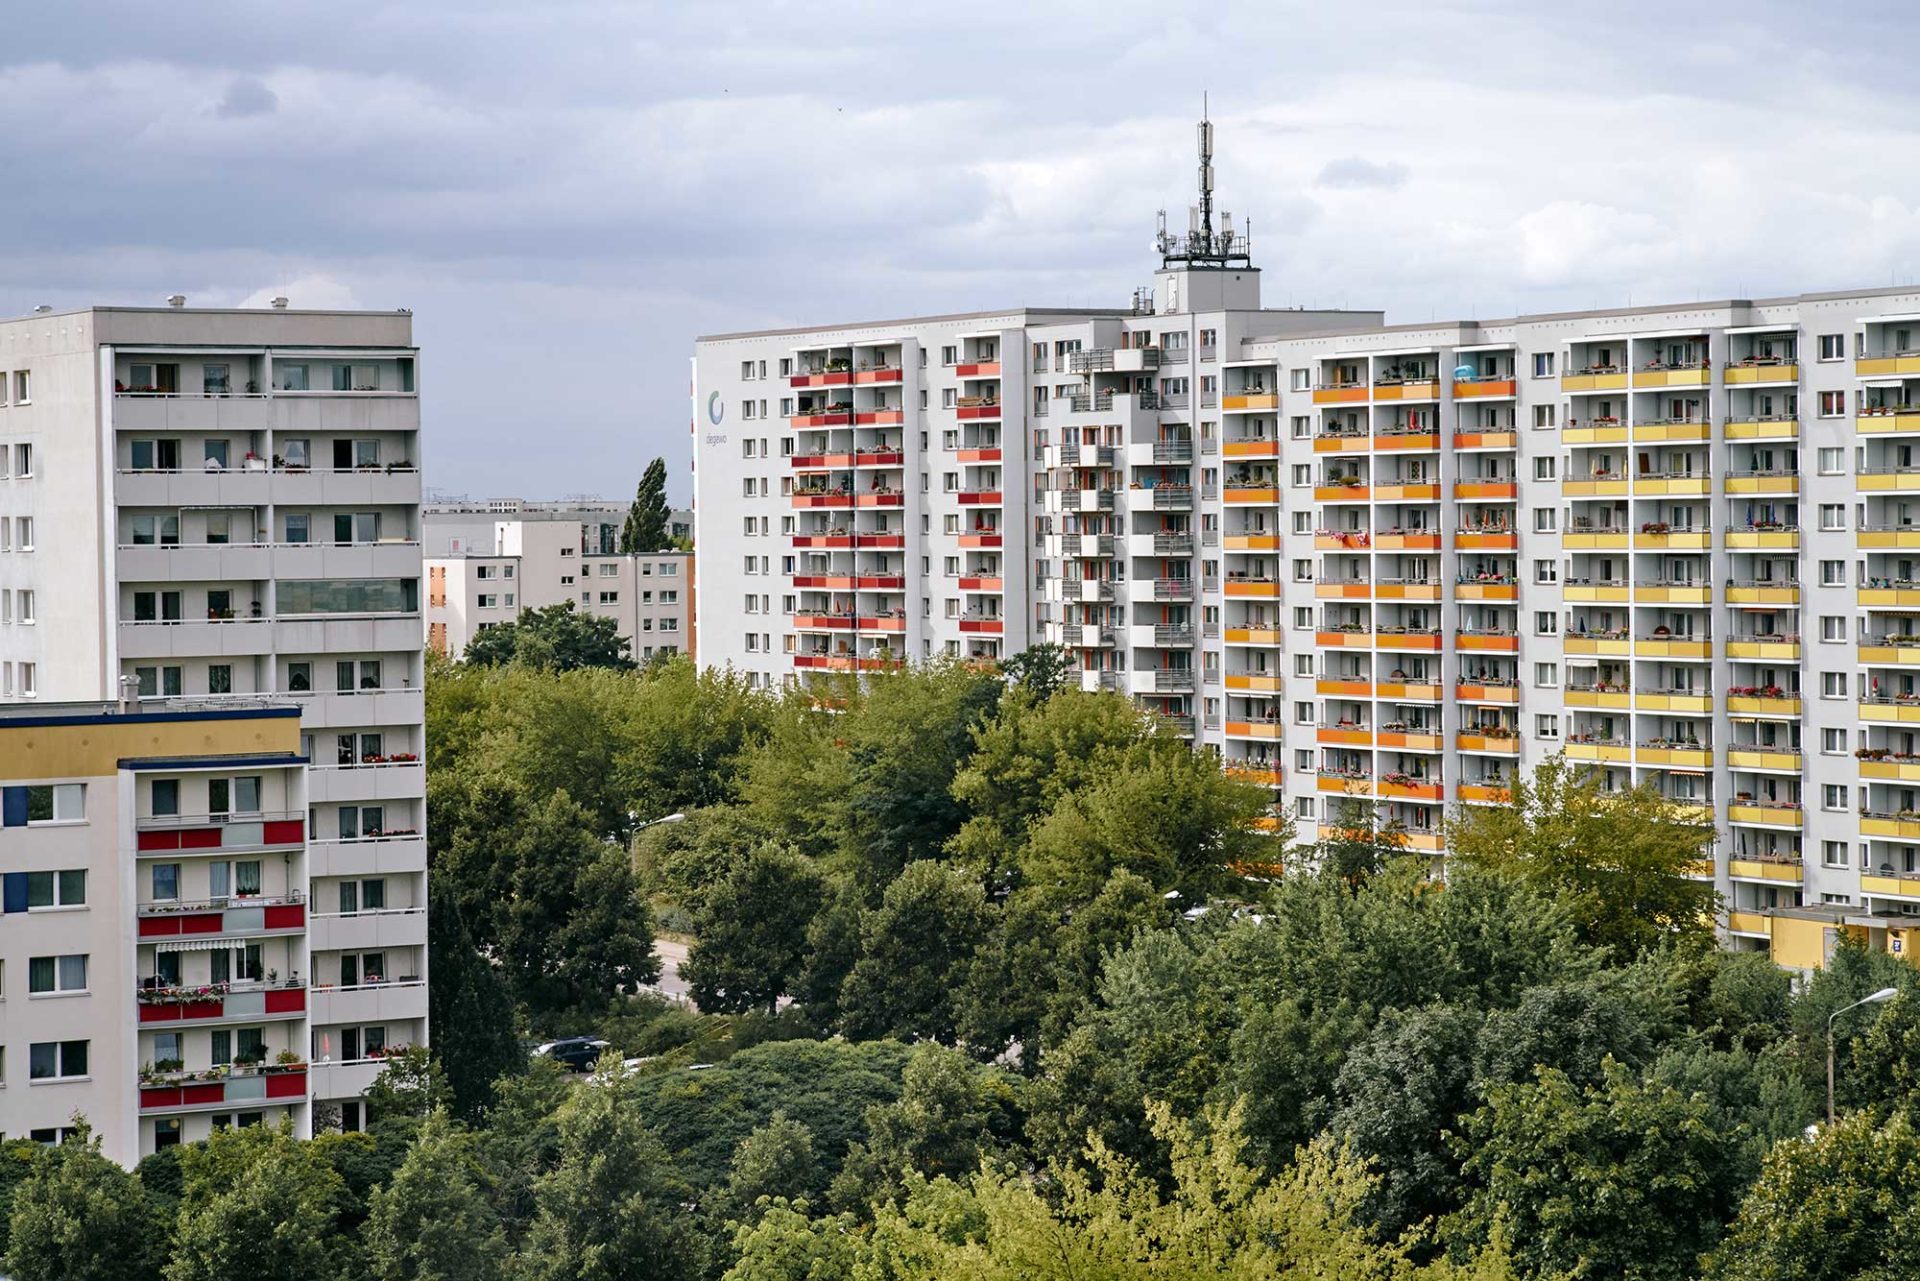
xmin=533 ymin=1036 xmax=610 ymax=1072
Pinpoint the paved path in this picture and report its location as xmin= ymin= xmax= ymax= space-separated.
xmin=649 ymin=937 xmax=691 ymax=1003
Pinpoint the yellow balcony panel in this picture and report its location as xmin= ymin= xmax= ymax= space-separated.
xmin=1225 ymin=673 xmax=1285 ymax=693
xmin=1377 ymin=681 xmax=1444 ymax=702
xmin=1727 ymin=748 xmax=1801 ymax=772
xmin=1402 ymin=830 xmax=1446 ymax=853
xmin=1311 ymin=385 xmax=1370 ymax=405
xmin=1859 ymin=757 xmax=1920 ymax=782
xmin=1726 ymin=694 xmax=1802 ymax=716
xmin=1858 ymin=471 xmax=1920 ymax=492
xmin=1457 ymin=783 xmax=1513 ymax=804
xmin=1378 ymin=778 xmax=1444 ymax=801
xmin=1456 ymin=631 xmax=1519 ymax=653
xmin=1565 ymin=741 xmax=1632 ymax=763
xmin=1636 ymin=692 xmax=1713 ymax=714
xmin=1682 ymin=858 xmax=1716 ymax=880
xmin=1860 ymin=643 xmax=1920 ymax=665
xmin=1857 ymin=528 xmax=1920 ymax=549
xmin=1638 ymin=746 xmax=1714 ymax=769
xmin=1726 ymin=639 xmax=1800 ymax=661
xmin=1564 ymin=635 xmax=1633 ymax=656
xmin=1224 ymin=627 xmax=1284 ymax=645
xmin=1316 ymin=726 xmax=1371 ymax=747
xmin=1455 ymin=530 xmax=1519 ymax=551
xmin=1633 ymin=530 xmax=1712 ymax=550
xmin=1636 ymin=585 xmax=1712 ymax=605
xmin=1632 ymin=421 xmax=1711 ymax=442
xmin=1376 ymin=730 xmax=1445 ymax=751
xmin=1373 ymin=431 xmax=1442 ymax=452
xmin=1565 ymin=688 xmax=1632 ymax=710
xmin=1723 ymin=363 xmax=1798 ymax=385
xmin=1856 ymin=355 xmax=1920 ymax=377
xmin=1563 ymin=584 xmax=1630 ymax=603
xmin=1728 ymin=855 xmax=1805 ymax=881
xmin=1374 ymin=582 xmax=1443 ymax=601
xmin=1725 ymin=474 xmax=1799 ymax=496
xmin=1633 ymin=475 xmax=1712 ymax=497
xmin=1726 ymin=585 xmax=1800 ymax=605
xmin=1371 ymin=483 xmax=1441 ymax=502
xmin=1223 ymin=534 xmax=1280 ymax=551
xmin=1222 ymin=439 xmax=1281 ymax=458
xmin=1313 ymin=435 xmax=1371 ymax=454
xmin=1224 ymin=579 xmax=1282 ymax=599
xmin=1316 ymin=679 xmax=1373 ymax=697
xmin=1561 ymin=372 xmax=1629 ymax=393
xmin=1862 ymin=872 xmax=1920 ymax=900
xmin=1862 ymin=816 xmax=1920 ymax=842
xmin=1859 ymin=587 xmax=1920 ymax=608
xmin=1454 ymin=682 xmax=1520 ymax=703
xmin=1726 ymin=910 xmax=1771 ymax=937
xmin=1727 ymin=813 xmax=1806 ymax=839
xmin=1564 ymin=531 xmax=1631 ymax=550
xmin=1457 ymin=732 xmax=1522 ymax=755
xmin=1315 ymin=532 xmax=1374 ymax=550
xmin=1857 ymin=410 xmax=1920 ymax=435
xmin=1562 ymin=423 xmax=1630 ymax=444
xmin=1635 ymin=638 xmax=1712 ymax=659
xmin=1316 ymin=774 xmax=1374 ymax=795
xmin=1221 ymin=393 xmax=1280 ymax=412
xmin=1563 ymin=479 xmax=1630 ymax=498
xmin=1863 ymin=699 xmax=1920 ymax=723
xmin=1632 ymin=367 xmax=1711 ymax=388
xmin=1453 ymin=482 xmax=1519 ymax=501
xmin=1723 ymin=417 xmax=1800 ymax=440
xmin=1225 ymin=720 xmax=1284 ymax=741
xmin=1371 ymin=381 xmax=1440 ymax=402
xmin=1223 ymin=486 xmax=1281 ymax=505
xmin=1374 ymin=533 xmax=1442 ymax=551
xmin=1317 ymin=629 xmax=1375 ymax=649
xmin=1454 ymin=582 xmax=1518 ymax=601
xmin=1724 ymin=528 xmax=1799 ymax=550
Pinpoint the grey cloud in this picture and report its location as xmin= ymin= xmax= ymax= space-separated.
xmin=1316 ymin=156 xmax=1407 ymax=191
xmin=214 ymin=75 xmax=277 ymax=118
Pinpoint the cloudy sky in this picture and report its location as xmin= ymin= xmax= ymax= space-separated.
xmin=7 ymin=0 xmax=1920 ymax=502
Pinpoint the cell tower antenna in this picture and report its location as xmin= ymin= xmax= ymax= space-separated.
xmin=1154 ymin=95 xmax=1251 ymax=271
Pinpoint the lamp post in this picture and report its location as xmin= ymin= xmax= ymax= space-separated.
xmin=1827 ymin=986 xmax=1899 ymax=1125
xmin=633 ymin=812 xmax=686 ymax=832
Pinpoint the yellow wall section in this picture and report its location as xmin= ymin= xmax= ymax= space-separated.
xmin=0 ymin=713 xmax=300 ymax=781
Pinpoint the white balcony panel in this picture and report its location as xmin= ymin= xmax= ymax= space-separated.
xmin=310 ymin=910 xmax=428 ymax=953
xmin=306 ymin=763 xmax=425 ymax=804
xmin=311 ymin=981 xmax=428 ymax=1027
xmin=273 ymin=615 xmax=422 ymax=656
xmin=119 ymin=619 xmax=276 ymax=659
xmin=306 ymin=835 xmax=427 ymax=880
xmin=306 ymin=1059 xmax=386 ymax=1102
xmin=285 ymin=689 xmax=424 ymax=731
xmin=112 ymin=394 xmax=273 ymax=434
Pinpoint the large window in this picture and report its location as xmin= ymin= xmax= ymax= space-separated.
xmin=25 ymin=870 xmax=86 ymax=909
xmin=28 ymin=1040 xmax=88 ymax=1080
xmin=28 ymin=954 xmax=88 ymax=994
xmin=277 ymin=579 xmax=418 ymax=616
xmin=26 ymin=784 xmax=85 ymax=824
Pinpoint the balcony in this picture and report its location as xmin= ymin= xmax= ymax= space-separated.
xmin=1372 ymin=377 xmax=1440 ymax=402
xmin=1632 ymin=471 xmax=1711 ymax=497
xmin=1860 ymin=811 xmax=1920 ymax=841
xmin=1726 ymin=808 xmax=1806 ymax=836
xmin=1635 ymin=633 xmax=1712 ymax=658
xmin=1453 ymin=578 xmax=1517 ymax=601
xmin=1379 ymin=679 xmax=1444 ymax=701
xmin=958 ymin=614 xmax=1004 ymax=634
xmin=1631 ymin=418 xmax=1711 ymax=443
xmin=139 ymin=1063 xmax=308 ymax=1113
xmin=1068 ymin=348 xmax=1160 ymax=375
xmin=1316 ymin=724 xmax=1372 ymax=747
xmin=1856 ymin=352 xmax=1920 ymax=377
xmin=1723 ymin=692 xmax=1802 ymax=718
xmin=1563 ymin=418 xmax=1629 ymax=444
xmin=955 ymin=397 xmax=1001 ymax=421
xmin=788 ymin=408 xmax=854 ymax=429
xmin=1226 ymin=764 xmax=1285 ymax=787
xmin=1149 ymin=485 xmax=1194 ymax=510
xmin=1561 ymin=368 xmax=1629 ymax=393
xmin=954 ymin=360 xmax=1001 ymax=378
xmin=1453 ymin=377 xmax=1517 ymax=399
xmin=1723 ymin=360 xmax=1797 ymax=385
xmin=1858 ymin=468 xmax=1920 ymax=492
xmin=1373 ymin=426 xmax=1441 ymax=451
xmin=1862 ymin=871 xmax=1920 ymax=901
xmin=1453 ymin=480 xmax=1518 ymax=501
xmin=1861 ymin=697 xmax=1920 ymax=724
xmin=1372 ymin=481 xmax=1440 ymax=502
xmin=1631 ymin=361 xmax=1711 ymax=388
xmin=1564 ymin=526 xmax=1631 ymax=550
xmin=137 ymin=979 xmax=307 ymax=1027
xmin=1726 ymin=581 xmax=1799 ymax=606
xmin=1727 ymin=746 xmax=1800 ymax=772
xmin=1860 ymin=581 xmax=1920 ymax=608
xmin=1724 ymin=524 xmax=1798 ymax=550
xmin=1377 ymin=774 xmax=1444 ymax=801
xmin=1564 ymin=737 xmax=1631 ymax=763
xmin=1635 ymin=581 xmax=1711 ymax=606
xmin=789 ymin=367 xmax=852 ymax=387
xmin=1315 ymin=481 xmax=1371 ymax=502
xmin=1153 ymin=533 xmax=1196 ymax=555
xmin=1058 ymin=578 xmax=1114 ymax=602
xmin=791 ymin=489 xmax=854 ymax=510
xmin=1563 ymin=474 xmax=1629 ymax=498
xmin=1565 ymin=685 xmax=1631 ymax=710
xmin=1223 ymin=438 xmax=1280 ymax=458
xmin=1223 ymin=486 xmax=1280 ymax=505
xmin=136 ymin=814 xmax=305 ymax=854
xmin=1455 ymin=628 xmax=1519 ymax=653
xmin=1313 ymin=425 xmax=1370 ymax=454
xmin=1564 ymin=579 xmax=1630 ymax=604
xmin=1225 ymin=576 xmax=1281 ymax=599
xmin=1723 ymin=414 xmax=1800 ymax=440
xmin=1317 ymin=771 xmax=1373 ymax=795
xmin=1222 ymin=392 xmax=1279 ymax=412
xmin=1376 ymin=728 xmax=1444 ymax=751
xmin=1151 ymin=578 xmax=1194 ymax=602
xmin=1724 ymin=469 xmax=1798 ymax=496
xmin=1311 ymin=382 xmax=1368 ymax=406
xmin=1726 ymin=634 xmax=1799 ymax=660
xmin=1457 ymin=782 xmax=1513 ymax=804
xmin=1376 ymin=627 xmax=1443 ymax=651
xmin=1457 ymin=730 xmax=1521 ymax=755
xmin=956 ymin=489 xmax=1003 ymax=506
xmin=1225 ymin=672 xmax=1283 ymax=692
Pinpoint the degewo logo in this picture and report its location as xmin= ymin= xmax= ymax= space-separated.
xmin=707 ymin=391 xmax=725 ymax=426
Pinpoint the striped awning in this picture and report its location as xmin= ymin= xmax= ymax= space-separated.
xmin=154 ymin=938 xmax=237 ymax=953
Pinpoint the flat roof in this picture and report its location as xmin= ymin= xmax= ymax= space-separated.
xmin=0 ymin=699 xmax=300 ymax=729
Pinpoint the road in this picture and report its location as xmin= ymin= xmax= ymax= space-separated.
xmin=649 ymin=937 xmax=691 ymax=1003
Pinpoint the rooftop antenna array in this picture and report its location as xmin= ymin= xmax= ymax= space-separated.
xmin=1154 ymin=93 xmax=1252 ymax=270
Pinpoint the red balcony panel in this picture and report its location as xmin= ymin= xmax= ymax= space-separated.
xmin=139 ymin=916 xmax=181 ymax=938
xmin=137 ymin=830 xmax=181 ymax=852
xmin=183 ymin=1083 xmax=224 ymax=1106
xmin=854 ymin=411 xmax=905 ymax=426
xmin=858 ymin=616 xmax=908 ymax=632
xmin=789 ymin=371 xmax=852 ymax=388
xmin=264 ymin=988 xmax=307 ymax=1015
xmin=956 ymin=448 xmax=1003 ymax=463
xmin=957 ymin=491 xmax=1004 ymax=506
xmin=792 ymin=452 xmax=855 ymax=469
xmin=792 ymin=575 xmax=856 ymax=590
xmin=265 ymin=1068 xmax=308 ymax=1099
xmin=263 ymin=904 xmax=305 ymax=931
xmin=958 ymin=577 xmax=1005 ymax=591
xmin=853 ymin=367 xmax=903 ymax=384
xmin=857 ymin=534 xmax=906 ymax=549
xmin=959 ymin=618 xmax=1005 ymax=634
xmin=956 ymin=361 xmax=1002 ymax=377
xmin=957 ymin=533 xmax=1002 ymax=548
xmin=852 ymin=450 xmax=904 ymax=466
xmin=854 ymin=493 xmax=904 ymax=508
xmin=140 ymin=1003 xmax=179 ymax=1023
xmin=141 ymin=1087 xmax=181 ymax=1108
xmin=184 ymin=1000 xmax=223 ymax=1019
xmin=856 ymin=575 xmax=906 ymax=590
xmin=792 ymin=535 xmax=854 ymax=549
xmin=180 ymin=913 xmax=224 ymax=935
xmin=956 ymin=404 xmax=1002 ymax=421
xmin=179 ymin=828 xmax=222 ymax=850
xmin=263 ymin=820 xmax=305 ymax=845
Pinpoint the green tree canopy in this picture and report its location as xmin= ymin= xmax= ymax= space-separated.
xmin=5 ymin=1127 xmax=165 ymax=1281
xmin=619 ymin=457 xmax=671 ymax=554
xmin=461 ymin=601 xmax=633 ymax=672
xmin=838 ymin=860 xmax=995 ymax=1043
xmin=166 ymin=1124 xmax=349 ymax=1281
xmin=365 ymin=1111 xmax=508 ymax=1281
xmin=683 ymin=844 xmax=827 ymax=1015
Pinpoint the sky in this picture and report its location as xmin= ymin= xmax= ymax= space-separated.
xmin=8 ymin=0 xmax=1920 ymax=504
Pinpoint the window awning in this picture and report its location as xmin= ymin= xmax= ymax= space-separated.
xmin=153 ymin=938 xmax=238 ymax=953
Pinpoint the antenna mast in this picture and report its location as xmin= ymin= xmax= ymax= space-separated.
xmin=1154 ymin=95 xmax=1251 ymax=271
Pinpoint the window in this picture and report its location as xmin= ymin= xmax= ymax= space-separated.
xmin=19 ymin=662 xmax=34 ymax=697
xmin=28 ymin=1040 xmax=87 ymax=1080
xmin=277 ymin=363 xmax=310 ymax=391
xmin=1294 ymin=796 xmax=1316 ymax=819
xmin=152 ymin=863 xmax=181 ymax=900
xmin=27 ymin=955 xmax=87 ymax=995
xmin=1822 ymin=727 xmax=1848 ymax=754
xmin=152 ymin=779 xmax=180 ymax=816
xmin=1290 ymin=464 xmax=1311 ymax=487
xmin=1819 ymin=504 xmax=1846 ymax=531
xmin=1818 ymin=447 xmax=1844 ymax=475
xmin=202 ymin=364 xmax=231 ymax=394
xmin=1821 ymin=672 xmax=1848 ymax=699
xmin=209 ymin=664 xmax=233 ymax=695
xmin=1290 ymin=415 xmax=1311 ymax=439
xmin=1532 ymin=352 xmax=1555 ymax=378
xmin=17 ymin=590 xmax=32 ymax=624
xmin=1819 ymin=391 xmax=1846 ymax=418
xmin=1534 ymin=662 xmax=1558 ymax=687
xmin=1533 ymin=456 xmax=1557 ymax=480
xmin=26 ymin=784 xmax=85 ymax=824
xmin=1291 ymin=558 xmax=1313 ymax=582
xmin=1819 ymin=559 xmax=1846 ymax=586
xmin=1534 ymin=611 xmax=1558 ymax=635
xmin=25 ymin=870 xmax=85 ymax=909
xmin=1292 ymin=607 xmax=1313 ymax=629
xmin=1822 ymin=784 xmax=1849 ymax=811
xmin=14 ymin=444 xmax=31 ymax=477
xmin=1294 ymin=701 xmax=1315 ymax=725
xmin=1533 ymin=559 xmax=1558 ymax=584
xmin=1535 ymin=714 xmax=1560 ymax=739
xmin=12 ymin=371 xmax=29 ymax=403
xmin=1532 ymin=403 xmax=1557 ymax=429
xmin=598 ymin=591 xmax=619 ymax=605
xmin=1822 ymin=840 xmax=1849 ymax=867
xmin=1820 ymin=615 xmax=1846 ymax=642
xmin=15 ymin=517 xmax=32 ymax=550
xmin=1289 ymin=368 xmax=1310 ymax=392
xmin=1532 ymin=507 xmax=1557 ymax=533
xmin=1818 ymin=334 xmax=1844 ymax=362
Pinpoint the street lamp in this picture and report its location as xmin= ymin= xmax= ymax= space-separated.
xmin=633 ymin=812 xmax=686 ymax=832
xmin=1827 ymin=986 xmax=1899 ymax=1125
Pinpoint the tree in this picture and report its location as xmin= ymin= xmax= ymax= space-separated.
xmin=1446 ymin=755 xmax=1718 ymax=956
xmin=683 ymin=845 xmax=826 ymax=1014
xmin=723 ymin=1201 xmax=862 ymax=1281
xmin=5 ymin=1127 xmax=165 ymax=1281
xmin=167 ymin=1124 xmax=349 ymax=1281
xmin=830 ymin=1044 xmax=1017 ymax=1213
xmin=1309 ymin=796 xmax=1408 ymax=886
xmin=620 ymin=457 xmax=671 ymax=554
xmin=727 ymin=1112 xmax=821 ymax=1217
xmin=427 ymin=885 xmax=524 ymax=1120
xmin=365 ymin=1111 xmax=508 ymax=1281
xmin=996 ymin=643 xmax=1071 ymax=701
xmin=461 ymin=601 xmax=633 ymax=672
xmin=520 ymin=1064 xmax=705 ymax=1281
xmin=1707 ymin=1110 xmax=1920 ymax=1281
xmin=838 ymin=860 xmax=995 ymax=1043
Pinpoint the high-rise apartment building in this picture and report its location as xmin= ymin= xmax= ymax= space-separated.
xmin=0 ymin=304 xmax=427 ymax=1152
xmin=423 ymin=501 xmax=694 ymax=660
xmin=693 ymin=119 xmax=1920 ymax=971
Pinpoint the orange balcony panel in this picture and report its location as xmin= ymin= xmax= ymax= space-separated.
xmin=856 ymin=575 xmax=906 ymax=590
xmin=955 ymin=448 xmax=1003 ymax=463
xmin=852 ymin=367 xmax=904 ymax=384
xmin=1457 ymin=733 xmax=1522 ymax=754
xmin=1453 ymin=431 xmax=1519 ymax=450
xmin=1402 ymin=830 xmax=1446 ymax=852
xmin=1316 ymin=679 xmax=1373 ymax=697
xmin=1456 ymin=682 xmax=1520 ymax=703
xmin=1317 ymin=774 xmax=1374 ymax=795
xmin=792 ymin=452 xmax=856 ymax=469
xmin=1376 ymin=731 xmax=1444 ymax=751
xmin=1227 ymin=765 xmax=1285 ymax=787
xmin=1453 ymin=379 xmax=1517 ymax=399
xmin=1316 ymin=531 xmax=1375 ymax=550
xmin=789 ymin=411 xmax=854 ymax=429
xmin=1316 ymin=485 xmax=1372 ymax=502
xmin=956 ymin=490 xmax=1003 ymax=505
xmin=789 ymin=371 xmax=852 ymax=388
xmin=791 ymin=534 xmax=853 ymax=549
xmin=1223 ymin=486 xmax=1281 ymax=505
xmin=1226 ymin=720 xmax=1284 ymax=740
xmin=854 ymin=410 xmax=905 ymax=426
xmin=851 ymin=450 xmax=904 ymax=466
xmin=1457 ymin=632 xmax=1519 ymax=652
xmin=791 ymin=574 xmax=856 ymax=590
xmin=792 ymin=613 xmax=856 ymax=630
xmin=1226 ymin=674 xmax=1285 ymax=692
xmin=794 ymin=653 xmax=903 ymax=671
xmin=1457 ymin=783 xmax=1513 ymax=804
xmin=956 ymin=403 xmax=1002 ymax=420
xmin=1225 ymin=626 xmax=1285 ymax=644
xmin=792 ymin=493 xmax=854 ymax=509
xmin=955 ymin=361 xmax=1002 ymax=378
xmin=956 ymin=533 xmax=1002 ymax=548
xmin=1378 ymin=779 xmax=1444 ymax=801
xmin=1377 ymin=682 xmax=1443 ymax=701
xmin=1315 ymin=582 xmax=1372 ymax=600
xmin=1317 ymin=630 xmax=1374 ymax=648
xmin=1375 ymin=533 xmax=1441 ymax=551
xmin=1372 ymin=483 xmax=1441 ymax=501
xmin=1224 ymin=438 xmax=1281 ymax=458
xmin=1224 ymin=534 xmax=1280 ymax=551
xmin=1222 ymin=393 xmax=1281 ymax=411
xmin=1455 ymin=531 xmax=1517 ymax=550
xmin=1455 ymin=582 xmax=1519 ymax=601
xmin=859 ymin=615 xmax=909 ymax=632
xmin=1454 ymin=482 xmax=1518 ymax=500
xmin=957 ymin=576 xmax=1004 ymax=592
xmin=1377 ymin=632 xmax=1443 ymax=651
xmin=1318 ymin=727 xmax=1373 ymax=746
xmin=1312 ymin=386 xmax=1369 ymax=405
xmin=1372 ymin=382 xmax=1441 ymax=401
xmin=854 ymin=492 xmax=906 ymax=508
xmin=1376 ymin=582 xmax=1442 ymax=601
xmin=1373 ymin=432 xmax=1442 ymax=451
xmin=1314 ymin=435 xmax=1372 ymax=453
xmin=957 ymin=617 xmax=1002 ymax=634
xmin=1226 ymin=579 xmax=1282 ymax=598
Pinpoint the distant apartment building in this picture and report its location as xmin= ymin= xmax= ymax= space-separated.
xmin=0 ymin=303 xmax=427 ymax=1155
xmin=692 ymin=116 xmax=1920 ymax=973
xmin=423 ymin=501 xmax=694 ymax=661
